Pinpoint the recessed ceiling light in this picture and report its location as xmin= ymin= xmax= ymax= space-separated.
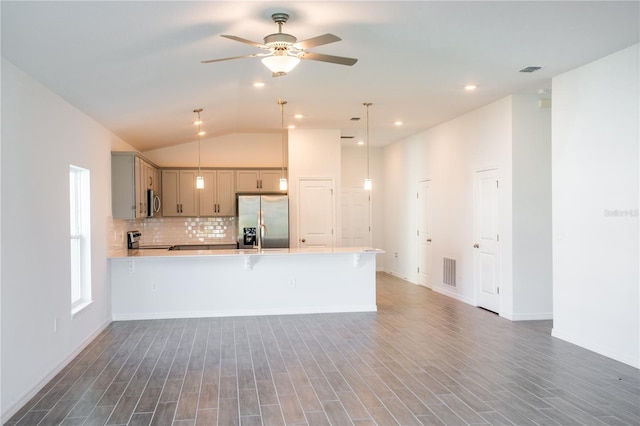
xmin=294 ymin=114 xmax=303 ymax=119
xmin=394 ymin=121 xmax=403 ymax=126
xmin=198 ymin=131 xmax=206 ymax=136
xmin=465 ymin=84 xmax=477 ymax=91
xmin=253 ymin=82 xmax=265 ymax=87
xmin=288 ymin=125 xmax=296 ymax=129
xmin=357 ymin=140 xmax=365 ymax=145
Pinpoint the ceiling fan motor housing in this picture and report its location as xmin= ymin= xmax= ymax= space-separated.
xmin=264 ymin=32 xmax=297 ymax=49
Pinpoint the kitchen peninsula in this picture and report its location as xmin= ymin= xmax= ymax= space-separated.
xmin=109 ymin=247 xmax=382 ymax=320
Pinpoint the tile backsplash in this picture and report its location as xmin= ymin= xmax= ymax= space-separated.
xmin=109 ymin=216 xmax=236 ymax=249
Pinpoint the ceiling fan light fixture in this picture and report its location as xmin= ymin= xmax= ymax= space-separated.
xmin=261 ymin=54 xmax=300 ymax=74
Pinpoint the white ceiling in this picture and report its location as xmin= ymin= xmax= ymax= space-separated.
xmin=2 ymin=1 xmax=638 ymax=151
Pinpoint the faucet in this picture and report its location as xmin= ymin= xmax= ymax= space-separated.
xmin=254 ymin=210 xmax=268 ymax=250
xmin=256 ymin=223 xmax=267 ymax=250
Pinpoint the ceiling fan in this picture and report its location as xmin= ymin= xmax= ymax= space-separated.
xmin=201 ymin=12 xmax=358 ymax=76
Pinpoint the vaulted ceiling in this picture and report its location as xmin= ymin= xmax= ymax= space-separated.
xmin=2 ymin=1 xmax=638 ymax=150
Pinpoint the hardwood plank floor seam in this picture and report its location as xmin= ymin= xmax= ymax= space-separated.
xmin=5 ymin=273 xmax=639 ymax=426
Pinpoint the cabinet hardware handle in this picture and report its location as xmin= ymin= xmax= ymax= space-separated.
xmin=301 ymin=238 xmax=306 ymax=243
xmin=473 ymin=243 xmax=479 ymax=248
xmin=427 ymin=239 xmax=432 ymax=242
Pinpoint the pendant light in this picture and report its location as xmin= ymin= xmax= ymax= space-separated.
xmin=194 ymin=108 xmax=204 ymax=189
xmin=363 ymin=102 xmax=373 ymax=190
xmin=278 ymin=98 xmax=288 ymax=191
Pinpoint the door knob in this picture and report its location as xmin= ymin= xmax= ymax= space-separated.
xmin=301 ymin=238 xmax=306 ymax=243
xmin=473 ymin=243 xmax=479 ymax=248
xmin=427 ymin=239 xmax=432 ymax=242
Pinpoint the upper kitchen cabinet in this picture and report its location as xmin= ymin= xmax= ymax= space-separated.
xmin=143 ymin=160 xmax=159 ymax=194
xmin=236 ymin=169 xmax=285 ymax=193
xmin=199 ymin=170 xmax=236 ymax=216
xmin=161 ymin=169 xmax=198 ymax=216
xmin=111 ymin=152 xmax=159 ymax=219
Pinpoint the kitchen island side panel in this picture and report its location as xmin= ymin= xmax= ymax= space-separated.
xmin=110 ymin=253 xmax=377 ymax=319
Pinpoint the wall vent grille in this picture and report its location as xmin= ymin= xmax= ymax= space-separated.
xmin=443 ymin=258 xmax=456 ymax=286
xmin=519 ymin=66 xmax=542 ymax=73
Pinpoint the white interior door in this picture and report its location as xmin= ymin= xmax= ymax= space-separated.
xmin=417 ymin=180 xmax=432 ymax=287
xmin=299 ymin=179 xmax=335 ymax=248
xmin=341 ymin=188 xmax=371 ymax=247
xmin=474 ymin=169 xmax=500 ymax=313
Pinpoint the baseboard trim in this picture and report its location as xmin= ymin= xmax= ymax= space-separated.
xmin=382 ymin=268 xmax=409 ymax=281
xmin=1 ymin=320 xmax=112 ymax=424
xmin=112 ymin=305 xmax=378 ymax=321
xmin=504 ymin=312 xmax=553 ymax=321
xmin=551 ymin=328 xmax=639 ymax=369
xmin=432 ymin=284 xmax=475 ymax=306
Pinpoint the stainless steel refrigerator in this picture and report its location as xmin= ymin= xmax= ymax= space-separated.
xmin=237 ymin=195 xmax=289 ymax=249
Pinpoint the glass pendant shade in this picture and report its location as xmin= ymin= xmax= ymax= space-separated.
xmin=364 ymin=178 xmax=372 ymax=191
xmin=196 ymin=175 xmax=204 ymax=189
xmin=262 ymin=55 xmax=300 ymax=74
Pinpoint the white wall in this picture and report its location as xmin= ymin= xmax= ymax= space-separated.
xmin=288 ymin=129 xmax=341 ymax=248
xmin=512 ymin=94 xmax=553 ymax=319
xmin=552 ymin=44 xmax=639 ymax=368
xmin=382 ymin=97 xmax=514 ymax=310
xmin=1 ymin=59 xmax=115 ymax=420
xmin=341 ymin=146 xmax=385 ymax=258
xmin=142 ymin=133 xmax=283 ymax=168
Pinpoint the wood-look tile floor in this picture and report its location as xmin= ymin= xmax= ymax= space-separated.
xmin=6 ymin=272 xmax=639 ymax=425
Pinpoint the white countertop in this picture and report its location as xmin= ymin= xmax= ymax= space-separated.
xmin=109 ymin=247 xmax=384 ymax=259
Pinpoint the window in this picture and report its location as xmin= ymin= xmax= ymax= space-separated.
xmin=70 ymin=165 xmax=92 ymax=314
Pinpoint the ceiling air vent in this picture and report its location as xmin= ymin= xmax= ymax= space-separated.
xmin=519 ymin=66 xmax=542 ymax=73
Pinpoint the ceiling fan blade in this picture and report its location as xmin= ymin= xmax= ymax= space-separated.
xmin=201 ymin=53 xmax=263 ymax=64
xmin=293 ymin=33 xmax=341 ymax=50
xmin=221 ymin=34 xmax=268 ymax=49
xmin=299 ymin=51 xmax=358 ymax=66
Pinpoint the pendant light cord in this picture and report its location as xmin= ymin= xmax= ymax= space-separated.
xmin=194 ymin=108 xmax=204 ymax=189
xmin=279 ymin=98 xmax=287 ymax=177
xmin=364 ymin=102 xmax=372 ymax=180
xmin=194 ymin=109 xmax=203 ymax=176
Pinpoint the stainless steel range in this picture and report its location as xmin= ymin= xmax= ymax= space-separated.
xmin=126 ymin=230 xmax=171 ymax=250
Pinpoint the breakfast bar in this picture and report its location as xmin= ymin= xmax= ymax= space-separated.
xmin=109 ymin=247 xmax=382 ymax=320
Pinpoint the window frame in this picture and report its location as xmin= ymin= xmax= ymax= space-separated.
xmin=69 ymin=165 xmax=92 ymax=315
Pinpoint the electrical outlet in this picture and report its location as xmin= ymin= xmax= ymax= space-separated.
xmin=394 ymin=252 xmax=398 ymax=258
xmin=151 ymin=281 xmax=157 ymax=291
xmin=128 ymin=259 xmax=135 ymax=273
xmin=289 ymin=278 xmax=296 ymax=288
